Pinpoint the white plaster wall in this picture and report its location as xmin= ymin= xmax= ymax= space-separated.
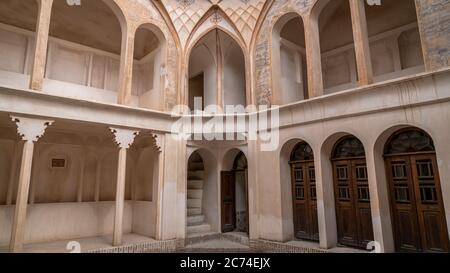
xmin=223 ymin=37 xmax=246 ymax=108
xmin=0 ymin=201 xmax=133 ymax=246
xmin=189 ymin=44 xmax=216 ymax=108
xmin=132 ymin=201 xmax=156 ymax=237
xmin=280 ymin=44 xmax=305 ymax=103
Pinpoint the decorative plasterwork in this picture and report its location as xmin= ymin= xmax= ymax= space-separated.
xmin=110 ymin=127 xmax=140 ymax=149
xmin=186 ymin=9 xmax=245 ymax=56
xmin=10 ymin=116 xmax=54 ymax=142
xmin=219 ymin=0 xmax=266 ymax=44
xmin=150 ymin=133 xmax=163 ymax=152
xmin=162 ymin=0 xmax=213 ymax=46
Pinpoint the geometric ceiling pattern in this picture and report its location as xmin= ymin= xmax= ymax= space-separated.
xmin=161 ymin=0 xmax=267 ymax=47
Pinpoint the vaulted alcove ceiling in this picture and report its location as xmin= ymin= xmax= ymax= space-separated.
xmin=0 ymin=0 xmax=38 ymax=31
xmin=49 ymin=0 xmax=123 ymax=54
xmin=162 ymin=0 xmax=266 ymax=46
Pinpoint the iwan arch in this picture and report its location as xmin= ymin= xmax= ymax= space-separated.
xmin=0 ymin=0 xmax=449 ymax=253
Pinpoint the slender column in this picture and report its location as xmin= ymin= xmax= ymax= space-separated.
xmin=77 ymin=152 xmax=86 ymax=203
xmin=29 ymin=0 xmax=54 ymax=91
xmin=216 ymin=30 xmax=224 ymax=112
xmin=94 ymin=160 xmax=102 ymax=202
xmin=6 ymin=142 xmax=19 ymax=205
xmin=110 ymin=128 xmax=139 ymax=246
xmin=9 ymin=116 xmax=53 ymax=253
xmin=117 ymin=26 xmax=136 ymax=106
xmin=304 ymin=17 xmax=324 ymax=98
xmin=349 ymin=0 xmax=374 ymax=86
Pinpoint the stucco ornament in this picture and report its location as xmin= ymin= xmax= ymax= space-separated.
xmin=110 ymin=127 xmax=140 ymax=149
xmin=10 ymin=115 xmax=54 ymax=142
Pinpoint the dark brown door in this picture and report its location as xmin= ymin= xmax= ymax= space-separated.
xmin=333 ymin=159 xmax=373 ymax=249
xmin=291 ymin=161 xmax=319 ymax=241
xmin=221 ymin=171 xmax=236 ymax=232
xmin=386 ymin=154 xmax=450 ymax=252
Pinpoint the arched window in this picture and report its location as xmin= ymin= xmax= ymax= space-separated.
xmin=384 ymin=129 xmax=434 ymax=155
xmin=290 ymin=142 xmax=314 ymax=162
xmin=332 ymin=136 xmax=366 ymax=159
xmin=272 ymin=13 xmax=309 ymax=104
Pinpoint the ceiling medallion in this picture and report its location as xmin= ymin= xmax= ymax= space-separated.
xmin=210 ymin=11 xmax=223 ymax=24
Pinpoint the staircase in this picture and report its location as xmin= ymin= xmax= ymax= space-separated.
xmin=187 ymin=158 xmax=212 ymax=235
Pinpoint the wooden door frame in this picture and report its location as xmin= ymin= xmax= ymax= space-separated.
xmin=290 ymin=159 xmax=319 ymax=241
xmin=332 ymin=157 xmax=373 ymax=249
xmin=221 ymin=171 xmax=236 ymax=233
xmin=385 ymin=152 xmax=450 ymax=252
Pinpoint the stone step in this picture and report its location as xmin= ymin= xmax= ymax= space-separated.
xmin=187 ymin=224 xmax=211 ymax=234
xmin=187 ymin=198 xmax=202 ymax=208
xmin=188 ymin=171 xmax=204 ymax=180
xmin=187 ymin=180 xmax=203 ymax=190
xmin=187 ymin=215 xmax=205 ymax=226
xmin=187 ymin=208 xmax=202 ymax=216
xmin=187 ymin=189 xmax=203 ymax=199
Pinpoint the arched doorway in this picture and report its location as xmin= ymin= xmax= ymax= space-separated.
xmin=221 ymin=151 xmax=249 ymax=234
xmin=331 ymin=136 xmax=373 ymax=249
xmin=289 ymin=142 xmax=318 ymax=241
xmin=384 ymin=128 xmax=449 ymax=252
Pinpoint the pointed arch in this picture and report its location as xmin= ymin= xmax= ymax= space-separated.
xmin=184 ymin=7 xmax=251 ymax=109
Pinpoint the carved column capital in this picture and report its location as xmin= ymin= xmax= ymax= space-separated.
xmin=151 ymin=133 xmax=163 ymax=153
xmin=110 ymin=127 xmax=139 ymax=149
xmin=10 ymin=115 xmax=54 ymax=142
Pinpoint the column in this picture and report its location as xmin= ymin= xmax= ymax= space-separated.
xmin=94 ymin=160 xmax=102 ymax=202
xmin=365 ymin=148 xmax=395 ymax=253
xmin=77 ymin=152 xmax=86 ymax=203
xmin=349 ymin=0 xmax=374 ymax=86
xmin=117 ymin=26 xmax=137 ymax=106
xmin=110 ymin=128 xmax=139 ymax=246
xmin=9 ymin=116 xmax=53 ymax=253
xmin=29 ymin=0 xmax=54 ymax=91
xmin=304 ymin=17 xmax=324 ymax=98
xmin=6 ymin=142 xmax=19 ymax=205
xmin=314 ymin=146 xmax=338 ymax=249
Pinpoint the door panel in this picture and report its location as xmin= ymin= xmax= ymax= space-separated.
xmin=333 ymin=159 xmax=373 ymax=249
xmin=386 ymin=154 xmax=449 ymax=252
xmin=221 ymin=171 xmax=236 ymax=233
xmin=290 ymin=161 xmax=319 ymax=241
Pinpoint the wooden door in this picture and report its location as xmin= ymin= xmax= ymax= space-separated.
xmin=291 ymin=161 xmax=319 ymax=241
xmin=386 ymin=154 xmax=449 ymax=252
xmin=333 ymin=159 xmax=373 ymax=249
xmin=221 ymin=171 xmax=236 ymax=232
